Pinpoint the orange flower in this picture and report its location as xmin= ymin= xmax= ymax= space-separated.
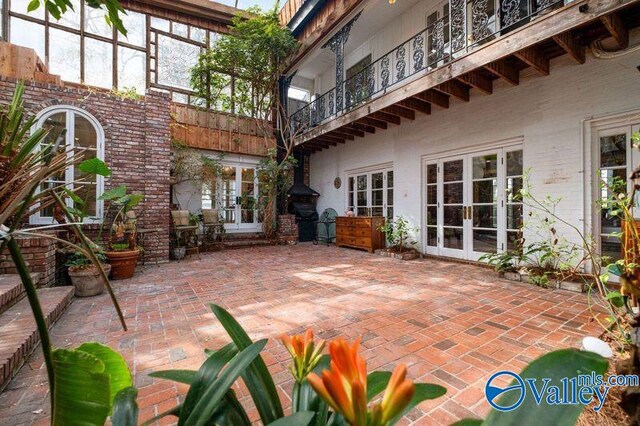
xmin=280 ymin=329 xmax=325 ymax=383
xmin=376 ymin=364 xmax=415 ymax=424
xmin=308 ymin=338 xmax=416 ymax=426
xmin=307 ymin=338 xmax=368 ymax=426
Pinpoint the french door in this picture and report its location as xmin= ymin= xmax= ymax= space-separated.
xmin=424 ymin=147 xmax=523 ymax=260
xmin=347 ymin=167 xmax=394 ymax=219
xmin=219 ymin=164 xmax=261 ymax=232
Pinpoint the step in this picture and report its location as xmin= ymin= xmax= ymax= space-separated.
xmin=0 ymin=273 xmax=41 ymax=315
xmin=223 ymin=239 xmax=273 ymax=249
xmin=224 ymin=232 xmax=265 ymax=241
xmin=0 ymin=286 xmax=74 ymax=392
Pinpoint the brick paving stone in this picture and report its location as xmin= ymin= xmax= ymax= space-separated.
xmin=0 ymin=244 xmax=604 ymax=424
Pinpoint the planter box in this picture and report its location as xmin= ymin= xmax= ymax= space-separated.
xmin=374 ymin=249 xmax=420 ymax=261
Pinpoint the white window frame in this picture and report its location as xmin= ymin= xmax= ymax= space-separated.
xmin=345 ymin=162 xmax=394 ymax=219
xmin=30 ymin=105 xmax=106 ymax=225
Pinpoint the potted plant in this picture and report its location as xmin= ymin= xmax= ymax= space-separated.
xmin=99 ymin=185 xmax=144 ymax=280
xmin=66 ymin=248 xmax=111 ymax=297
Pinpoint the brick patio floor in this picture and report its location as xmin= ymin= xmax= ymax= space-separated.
xmin=0 ymin=244 xmax=603 ymax=425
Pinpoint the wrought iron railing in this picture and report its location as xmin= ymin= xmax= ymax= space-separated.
xmin=289 ymin=0 xmax=566 ymax=135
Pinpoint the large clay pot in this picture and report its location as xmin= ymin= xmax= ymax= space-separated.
xmin=68 ymin=264 xmax=112 ymax=297
xmin=105 ymin=249 xmax=140 ymax=280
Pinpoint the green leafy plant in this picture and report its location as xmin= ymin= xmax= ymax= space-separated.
xmin=26 ymin=0 xmax=127 ymax=35
xmin=109 ymin=86 xmax=142 ymax=101
xmin=65 ymin=248 xmax=107 ymax=270
xmin=378 ymin=216 xmax=418 ymax=253
xmin=98 ymin=185 xmax=143 ymax=251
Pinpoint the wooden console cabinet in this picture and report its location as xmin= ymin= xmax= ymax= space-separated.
xmin=336 ymin=216 xmax=386 ymax=253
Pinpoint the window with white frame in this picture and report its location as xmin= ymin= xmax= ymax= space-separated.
xmin=30 ymin=107 xmax=105 ymax=224
xmin=346 ymin=166 xmax=394 ymax=218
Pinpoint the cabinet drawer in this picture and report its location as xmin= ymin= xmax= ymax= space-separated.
xmin=336 ymin=226 xmax=351 ymax=236
xmin=337 ymin=235 xmax=357 ymax=245
xmin=348 ymin=227 xmax=356 ymax=236
xmin=356 ymin=218 xmax=372 ymax=228
xmin=356 ymin=237 xmax=372 ymax=247
xmin=336 ymin=217 xmax=350 ymax=226
xmin=355 ymin=228 xmax=371 ymax=237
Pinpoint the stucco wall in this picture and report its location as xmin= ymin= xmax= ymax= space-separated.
xmin=309 ymin=49 xmax=640 ymax=252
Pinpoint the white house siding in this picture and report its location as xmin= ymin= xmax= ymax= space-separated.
xmin=308 ymin=48 xmax=640 ymax=253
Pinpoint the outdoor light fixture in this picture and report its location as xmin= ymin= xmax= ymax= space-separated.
xmin=389 ymin=0 xmax=396 ymax=4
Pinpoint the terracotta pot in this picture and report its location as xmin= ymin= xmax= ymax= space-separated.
xmin=105 ymin=249 xmax=140 ymax=280
xmin=68 ymin=264 xmax=111 ymax=297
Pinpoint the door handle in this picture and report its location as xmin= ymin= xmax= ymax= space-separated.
xmin=467 ymin=206 xmax=472 ymax=220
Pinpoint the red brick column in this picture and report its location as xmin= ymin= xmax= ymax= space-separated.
xmin=277 ymin=214 xmax=298 ymax=244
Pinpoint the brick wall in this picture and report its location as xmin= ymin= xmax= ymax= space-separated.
xmin=0 ymin=77 xmax=172 ymax=264
xmin=0 ymin=236 xmax=56 ymax=287
xmin=277 ymin=214 xmax=298 ymax=244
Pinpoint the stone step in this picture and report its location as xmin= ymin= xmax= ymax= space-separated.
xmin=0 ymin=286 xmax=74 ymax=392
xmin=224 ymin=232 xmax=265 ymax=241
xmin=0 ymin=273 xmax=41 ymax=315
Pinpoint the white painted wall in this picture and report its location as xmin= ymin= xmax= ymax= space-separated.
xmin=309 ymin=48 xmax=640 ymax=252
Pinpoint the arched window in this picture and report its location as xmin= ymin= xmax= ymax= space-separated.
xmin=30 ymin=106 xmax=106 ymax=224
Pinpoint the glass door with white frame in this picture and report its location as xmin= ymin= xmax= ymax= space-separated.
xmin=218 ymin=163 xmax=261 ymax=232
xmin=424 ymin=147 xmax=523 ymax=260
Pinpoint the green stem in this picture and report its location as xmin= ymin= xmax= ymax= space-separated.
xmin=292 ymin=381 xmax=300 ymax=414
xmin=7 ymin=238 xmax=55 ymax=407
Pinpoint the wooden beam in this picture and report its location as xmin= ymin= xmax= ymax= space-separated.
xmin=337 ymin=126 xmax=365 ymax=138
xmin=355 ymin=118 xmax=386 ymax=130
xmin=396 ymin=98 xmax=431 ymax=115
xmin=316 ymin=135 xmax=343 ymax=145
xmin=382 ymin=105 xmax=415 ymax=120
xmin=369 ymin=111 xmax=401 ymax=125
xmin=484 ymin=60 xmax=519 ymax=86
xmin=328 ymin=130 xmax=355 ymax=140
xmin=413 ymin=90 xmax=449 ymax=109
xmin=457 ymin=71 xmax=493 ymax=94
xmin=552 ymin=31 xmax=585 ymax=64
xmin=350 ymin=123 xmax=376 ymax=134
xmin=600 ymin=13 xmax=629 ymax=48
xmin=435 ymin=80 xmax=470 ymax=102
xmin=514 ymin=46 xmax=550 ymax=75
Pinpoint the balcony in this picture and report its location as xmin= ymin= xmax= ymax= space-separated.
xmin=288 ymin=0 xmax=639 ymax=151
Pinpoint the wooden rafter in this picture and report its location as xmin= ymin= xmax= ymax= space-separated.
xmin=600 ymin=13 xmax=629 ymax=48
xmin=552 ymin=31 xmax=585 ymax=64
xmin=457 ymin=71 xmax=493 ymax=94
xmin=351 ymin=123 xmax=376 ymax=134
xmin=337 ymin=126 xmax=366 ymax=137
xmin=484 ymin=60 xmax=520 ymax=86
xmin=316 ymin=135 xmax=343 ymax=145
xmin=382 ymin=105 xmax=415 ymax=120
xmin=435 ymin=80 xmax=470 ymax=102
xmin=328 ymin=130 xmax=355 ymax=140
xmin=369 ymin=111 xmax=401 ymax=125
xmin=514 ymin=46 xmax=550 ymax=75
xmin=396 ymin=98 xmax=431 ymax=115
xmin=413 ymin=90 xmax=449 ymax=109
xmin=356 ymin=117 xmax=387 ymax=130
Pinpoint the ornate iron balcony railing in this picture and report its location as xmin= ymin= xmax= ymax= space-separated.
xmin=289 ymin=0 xmax=566 ymax=135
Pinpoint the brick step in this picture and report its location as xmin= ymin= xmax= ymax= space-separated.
xmin=0 ymin=274 xmax=41 ymax=315
xmin=223 ymin=239 xmax=273 ymax=249
xmin=223 ymin=232 xmax=265 ymax=241
xmin=0 ymin=286 xmax=74 ymax=392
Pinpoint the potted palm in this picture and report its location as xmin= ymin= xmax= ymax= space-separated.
xmin=99 ymin=185 xmax=144 ymax=280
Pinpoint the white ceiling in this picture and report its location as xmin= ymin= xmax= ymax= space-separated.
xmin=294 ymin=0 xmax=422 ymax=80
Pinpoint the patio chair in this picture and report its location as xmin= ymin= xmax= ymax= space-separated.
xmin=171 ymin=210 xmax=199 ymax=259
xmin=202 ymin=208 xmax=225 ymax=248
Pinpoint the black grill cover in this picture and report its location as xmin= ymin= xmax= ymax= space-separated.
xmin=292 ymin=202 xmax=319 ymax=221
